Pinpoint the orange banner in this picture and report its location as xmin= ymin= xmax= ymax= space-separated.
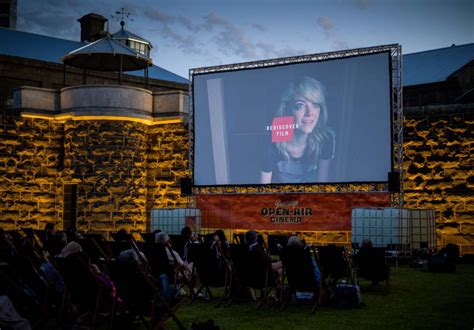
xmin=196 ymin=192 xmax=390 ymax=231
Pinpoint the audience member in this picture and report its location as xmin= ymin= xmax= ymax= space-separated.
xmin=0 ymin=295 xmax=32 ymax=330
xmin=117 ymin=248 xmax=148 ymax=265
xmin=286 ymin=236 xmax=320 ymax=287
xmin=181 ymin=226 xmax=200 ymax=262
xmin=60 ymin=241 xmax=83 ymax=258
xmin=361 ymin=239 xmax=373 ymax=248
xmin=211 ymin=230 xmax=230 ymax=258
xmin=156 ymin=232 xmax=192 ymax=278
xmin=244 ymin=231 xmax=258 ymax=251
xmin=43 ymin=222 xmax=57 ymax=253
xmin=115 ymin=228 xmax=130 ymax=242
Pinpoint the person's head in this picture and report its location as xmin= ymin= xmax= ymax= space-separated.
xmin=61 ymin=241 xmax=83 ymax=258
xmin=181 ymin=226 xmax=192 ymax=240
xmin=361 ymin=239 xmax=373 ymax=248
xmin=155 ymin=231 xmax=170 ymax=246
xmin=276 ymin=77 xmax=330 ymax=158
xmin=213 ymin=230 xmax=227 ymax=243
xmin=45 ymin=223 xmax=56 ymax=238
xmin=118 ymin=249 xmax=140 ymax=263
xmin=244 ymin=231 xmax=258 ymax=246
xmin=55 ymin=231 xmax=67 ymax=247
xmin=116 ymin=229 xmax=129 ymax=241
xmin=287 ymin=236 xmax=304 ymax=247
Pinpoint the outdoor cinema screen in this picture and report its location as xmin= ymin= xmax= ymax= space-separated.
xmin=192 ymin=51 xmax=392 ymax=186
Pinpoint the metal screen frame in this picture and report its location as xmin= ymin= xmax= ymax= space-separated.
xmin=189 ymin=44 xmax=403 ymax=200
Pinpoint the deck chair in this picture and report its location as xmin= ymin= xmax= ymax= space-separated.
xmin=199 ymin=233 xmax=215 ymax=245
xmin=54 ymin=254 xmax=112 ymax=329
xmin=144 ymin=244 xmax=175 ymax=282
xmin=187 ymin=243 xmax=229 ymax=304
xmin=109 ymin=241 xmax=133 ymax=259
xmin=280 ymin=246 xmax=319 ymax=313
xmin=168 ymin=235 xmax=187 ymax=259
xmin=140 ymin=232 xmax=156 ymax=244
xmin=107 ymin=259 xmax=186 ymax=330
xmin=233 ymin=233 xmax=245 ymax=244
xmin=227 ymin=244 xmax=274 ymax=308
xmin=268 ymin=235 xmax=290 ymax=256
xmin=316 ymin=245 xmax=352 ymax=306
xmin=0 ymin=241 xmax=50 ymax=327
xmin=76 ymin=238 xmax=109 ymax=263
xmin=355 ymin=247 xmax=390 ymax=290
xmin=144 ymin=243 xmax=195 ymax=300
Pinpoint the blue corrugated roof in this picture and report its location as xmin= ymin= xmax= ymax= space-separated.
xmin=0 ymin=27 xmax=188 ymax=85
xmin=1 ymin=27 xmax=472 ymax=87
xmin=403 ymin=43 xmax=474 ymax=87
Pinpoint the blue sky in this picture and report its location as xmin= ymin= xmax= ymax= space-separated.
xmin=18 ymin=0 xmax=473 ymax=78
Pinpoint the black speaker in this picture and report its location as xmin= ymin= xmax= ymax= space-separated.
xmin=180 ymin=178 xmax=193 ymax=196
xmin=388 ymin=171 xmax=400 ymax=193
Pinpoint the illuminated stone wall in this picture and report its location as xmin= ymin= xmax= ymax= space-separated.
xmin=404 ymin=103 xmax=473 ymax=254
xmin=63 ymin=120 xmax=149 ymax=234
xmin=0 ymin=114 xmax=64 ymax=230
xmin=146 ymin=123 xmax=190 ymax=212
xmin=0 ymin=86 xmax=189 ymax=235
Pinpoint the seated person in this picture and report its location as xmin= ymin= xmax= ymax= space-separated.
xmin=155 ymin=232 xmax=192 ymax=282
xmin=59 ymin=241 xmax=83 ymax=258
xmin=357 ymin=239 xmax=389 ymax=286
xmin=117 ymin=248 xmax=148 ymax=265
xmin=244 ymin=231 xmax=259 ymax=251
xmin=211 ymin=230 xmax=230 ymax=256
xmin=47 ymin=231 xmax=68 ymax=257
xmin=211 ymin=230 xmax=231 ymax=276
xmin=361 ymin=239 xmax=373 ymax=248
xmin=43 ymin=222 xmax=57 ymax=254
xmin=286 ymin=236 xmax=320 ymax=287
xmin=181 ymin=226 xmax=200 ymax=262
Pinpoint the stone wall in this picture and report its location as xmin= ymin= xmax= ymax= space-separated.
xmin=0 ymin=85 xmax=189 ymax=235
xmin=0 ymin=113 xmax=189 ymax=234
xmin=146 ymin=123 xmax=190 ymax=214
xmin=63 ymin=120 xmax=149 ymax=234
xmin=0 ymin=113 xmax=64 ymax=230
xmin=404 ymin=103 xmax=473 ymax=254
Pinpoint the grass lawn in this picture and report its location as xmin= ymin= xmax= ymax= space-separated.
xmin=166 ymin=264 xmax=474 ymax=330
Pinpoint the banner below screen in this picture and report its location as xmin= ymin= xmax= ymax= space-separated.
xmin=196 ymin=192 xmax=390 ymax=231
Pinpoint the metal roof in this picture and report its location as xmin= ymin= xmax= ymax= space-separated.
xmin=1 ymin=27 xmax=472 ymax=87
xmin=403 ymin=43 xmax=474 ymax=87
xmin=0 ymin=27 xmax=188 ymax=84
xmin=61 ymin=35 xmax=152 ymax=71
xmin=112 ymin=28 xmax=153 ymax=48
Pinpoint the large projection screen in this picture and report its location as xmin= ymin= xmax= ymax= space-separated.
xmin=193 ymin=51 xmax=392 ymax=186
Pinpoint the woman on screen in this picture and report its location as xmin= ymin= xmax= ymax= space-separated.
xmin=260 ymin=76 xmax=335 ymax=184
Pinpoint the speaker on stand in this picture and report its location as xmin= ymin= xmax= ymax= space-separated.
xmin=388 ymin=171 xmax=400 ymax=193
xmin=180 ymin=178 xmax=193 ymax=196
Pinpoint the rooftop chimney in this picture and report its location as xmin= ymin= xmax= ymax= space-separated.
xmin=77 ymin=13 xmax=108 ymax=42
xmin=0 ymin=0 xmax=17 ymax=29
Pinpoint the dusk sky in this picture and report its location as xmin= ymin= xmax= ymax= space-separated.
xmin=18 ymin=0 xmax=473 ymax=78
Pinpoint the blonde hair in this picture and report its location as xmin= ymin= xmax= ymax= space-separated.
xmin=275 ymin=76 xmax=332 ymax=168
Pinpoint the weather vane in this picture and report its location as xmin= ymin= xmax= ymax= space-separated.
xmin=111 ymin=8 xmax=134 ymax=29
